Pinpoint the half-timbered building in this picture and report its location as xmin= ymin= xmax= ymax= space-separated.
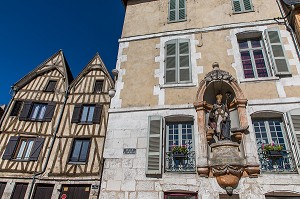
xmin=0 ymin=51 xmax=113 ymax=199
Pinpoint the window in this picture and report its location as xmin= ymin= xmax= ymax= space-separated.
xmin=164 ymin=192 xmax=197 ymax=199
xmin=232 ymin=0 xmax=253 ymax=13
xmin=253 ymin=117 xmax=296 ymax=172
xmin=238 ymin=38 xmax=269 ymax=78
xmin=69 ymin=139 xmax=91 ymax=163
xmin=94 ymin=80 xmax=104 ymax=93
xmin=146 ymin=116 xmax=195 ymax=175
xmin=44 ymin=80 xmax=57 ymax=92
xmin=10 ymin=101 xmax=23 ymax=116
xmin=2 ymin=136 xmax=44 ymax=161
xmin=71 ymin=104 xmax=102 ymax=124
xmin=168 ymin=0 xmax=186 ymax=22
xmin=11 ymin=183 xmax=28 ymax=199
xmin=19 ymin=101 xmax=56 ymax=122
xmin=237 ymin=29 xmax=290 ymax=80
xmin=165 ymin=39 xmax=191 ymax=84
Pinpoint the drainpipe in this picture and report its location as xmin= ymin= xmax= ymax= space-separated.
xmin=276 ymin=0 xmax=300 ymax=61
xmin=27 ymin=91 xmax=69 ymax=199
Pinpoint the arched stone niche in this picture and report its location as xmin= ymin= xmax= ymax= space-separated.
xmin=194 ymin=63 xmax=258 ymax=196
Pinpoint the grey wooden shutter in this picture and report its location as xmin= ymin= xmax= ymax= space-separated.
xmin=243 ymin=0 xmax=253 ymax=11
xmin=92 ymin=104 xmax=103 ymax=124
xmin=165 ymin=40 xmax=177 ymax=83
xmin=2 ymin=136 xmax=19 ymax=160
xmin=290 ymin=109 xmax=300 ymax=149
xmin=169 ymin=0 xmax=176 ymax=22
xmin=178 ymin=0 xmax=186 ymax=20
xmin=264 ymin=29 xmax=290 ymax=75
xmin=178 ymin=40 xmax=191 ymax=82
xmin=233 ymin=0 xmax=242 ymax=12
xmin=19 ymin=101 xmax=32 ymax=121
xmin=146 ymin=116 xmax=163 ymax=175
xmin=43 ymin=103 xmax=56 ymax=122
xmin=29 ymin=137 xmax=45 ymax=161
xmin=71 ymin=104 xmax=82 ymax=123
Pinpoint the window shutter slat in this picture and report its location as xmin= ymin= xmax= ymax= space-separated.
xmin=71 ymin=105 xmax=82 ymax=123
xmin=146 ymin=116 xmax=163 ymax=175
xmin=2 ymin=136 xmax=19 ymax=160
xmin=169 ymin=0 xmax=176 ymax=21
xmin=43 ymin=103 xmax=56 ymax=122
xmin=243 ymin=0 xmax=253 ymax=11
xmin=178 ymin=0 xmax=185 ymax=20
xmin=265 ymin=29 xmax=290 ymax=75
xmin=19 ymin=101 xmax=32 ymax=121
xmin=29 ymin=138 xmax=45 ymax=161
xmin=92 ymin=104 xmax=103 ymax=124
xmin=233 ymin=0 xmax=242 ymax=12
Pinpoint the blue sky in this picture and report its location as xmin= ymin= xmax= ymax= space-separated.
xmin=0 ymin=1 xmax=125 ymax=105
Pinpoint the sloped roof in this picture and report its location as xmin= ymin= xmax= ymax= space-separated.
xmin=283 ymin=0 xmax=300 ymax=5
xmin=13 ymin=50 xmax=74 ymax=92
xmin=69 ymin=52 xmax=114 ymax=91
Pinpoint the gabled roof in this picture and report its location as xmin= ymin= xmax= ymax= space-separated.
xmin=12 ymin=50 xmax=74 ymax=92
xmin=282 ymin=0 xmax=300 ymax=5
xmin=69 ymin=53 xmax=114 ymax=91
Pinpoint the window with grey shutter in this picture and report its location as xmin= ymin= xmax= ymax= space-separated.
xmin=2 ymin=136 xmax=19 ymax=160
xmin=289 ymin=109 xmax=300 ymax=163
xmin=43 ymin=103 xmax=56 ymax=122
xmin=10 ymin=101 xmax=23 ymax=116
xmin=168 ymin=0 xmax=186 ymax=22
xmin=232 ymin=0 xmax=253 ymax=13
xmin=71 ymin=104 xmax=82 ymax=123
xmin=29 ymin=138 xmax=45 ymax=161
xmin=19 ymin=101 xmax=32 ymax=121
xmin=44 ymin=80 xmax=57 ymax=92
xmin=165 ymin=39 xmax=191 ymax=84
xmin=92 ymin=104 xmax=103 ymax=124
xmin=264 ymin=29 xmax=290 ymax=76
xmin=146 ymin=116 xmax=163 ymax=175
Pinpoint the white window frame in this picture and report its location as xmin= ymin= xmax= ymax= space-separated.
xmin=15 ymin=138 xmax=35 ymax=160
xmin=30 ymin=103 xmax=47 ymax=121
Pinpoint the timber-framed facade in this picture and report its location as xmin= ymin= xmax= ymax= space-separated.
xmin=0 ymin=50 xmax=114 ymax=199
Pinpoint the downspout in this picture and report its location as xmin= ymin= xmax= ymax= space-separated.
xmin=27 ymin=91 xmax=69 ymax=199
xmin=276 ymin=0 xmax=300 ymax=61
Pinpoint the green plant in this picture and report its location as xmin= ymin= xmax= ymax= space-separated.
xmin=262 ymin=143 xmax=283 ymax=151
xmin=172 ymin=145 xmax=188 ymax=154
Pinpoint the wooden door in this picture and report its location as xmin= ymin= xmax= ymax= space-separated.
xmin=11 ymin=183 xmax=28 ymax=199
xmin=33 ymin=184 xmax=54 ymax=199
xmin=60 ymin=185 xmax=90 ymax=199
xmin=0 ymin=182 xmax=6 ymax=198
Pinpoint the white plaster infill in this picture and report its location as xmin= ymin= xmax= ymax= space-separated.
xmin=119 ymin=19 xmax=282 ymax=43
xmin=110 ymin=42 xmax=129 ymax=109
xmin=248 ymin=97 xmax=300 ymax=106
xmin=108 ymin=104 xmax=195 ymax=113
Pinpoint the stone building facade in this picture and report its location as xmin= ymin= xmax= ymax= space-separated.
xmin=100 ymin=0 xmax=300 ymax=198
xmin=0 ymin=51 xmax=113 ymax=199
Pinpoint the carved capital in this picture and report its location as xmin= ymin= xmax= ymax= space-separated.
xmin=245 ymin=165 xmax=260 ymax=178
xmin=197 ymin=166 xmax=210 ymax=177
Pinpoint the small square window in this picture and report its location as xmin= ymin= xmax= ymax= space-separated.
xmin=94 ymin=80 xmax=104 ymax=93
xmin=15 ymin=138 xmax=35 ymax=160
xmin=10 ymin=101 xmax=23 ymax=116
xmin=44 ymin=80 xmax=57 ymax=92
xmin=30 ymin=103 xmax=47 ymax=121
xmin=69 ymin=139 xmax=91 ymax=163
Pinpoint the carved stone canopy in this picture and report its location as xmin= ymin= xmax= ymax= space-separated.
xmin=204 ymin=62 xmax=236 ymax=85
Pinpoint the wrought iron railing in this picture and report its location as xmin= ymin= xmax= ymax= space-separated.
xmin=165 ymin=151 xmax=196 ymax=172
xmin=258 ymin=150 xmax=297 ymax=173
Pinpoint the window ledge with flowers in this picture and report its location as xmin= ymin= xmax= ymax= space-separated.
xmin=165 ymin=145 xmax=196 ymax=173
xmin=258 ymin=143 xmax=297 ymax=173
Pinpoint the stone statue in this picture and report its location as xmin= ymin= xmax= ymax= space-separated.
xmin=207 ymin=93 xmax=235 ymax=141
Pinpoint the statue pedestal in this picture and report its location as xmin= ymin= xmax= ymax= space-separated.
xmin=209 ymin=141 xmax=246 ymax=195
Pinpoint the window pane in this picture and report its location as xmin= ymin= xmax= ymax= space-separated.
xmin=238 ymin=41 xmax=248 ymax=49
xmin=166 ymin=70 xmax=176 ymax=83
xmin=180 ymin=69 xmax=190 ymax=81
xmin=167 ymin=44 xmax=176 ymax=56
xmin=166 ymin=57 xmax=176 ymax=69
xmin=81 ymin=107 xmax=89 ymax=122
xmin=268 ymin=31 xmax=281 ymax=43
xmin=70 ymin=141 xmax=82 ymax=161
xmin=179 ymin=42 xmax=189 ymax=54
xmin=38 ymin=105 xmax=47 ymax=120
xmin=87 ymin=106 xmax=95 ymax=122
xmin=16 ymin=141 xmax=27 ymax=159
xmin=251 ymin=39 xmax=261 ymax=48
xmin=272 ymin=45 xmax=284 ymax=57
xmin=24 ymin=140 xmax=34 ymax=159
xmin=179 ymin=55 xmax=189 ymax=67
xmin=79 ymin=141 xmax=90 ymax=162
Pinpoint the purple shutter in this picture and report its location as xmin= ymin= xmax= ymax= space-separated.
xmin=2 ymin=136 xmax=19 ymax=160
xmin=29 ymin=138 xmax=45 ymax=161
xmin=92 ymin=104 xmax=103 ymax=124
xmin=71 ymin=104 xmax=82 ymax=123
xmin=19 ymin=101 xmax=32 ymax=121
xmin=43 ymin=103 xmax=56 ymax=122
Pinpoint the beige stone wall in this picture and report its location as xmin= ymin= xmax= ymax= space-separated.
xmin=122 ymin=0 xmax=280 ymax=38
